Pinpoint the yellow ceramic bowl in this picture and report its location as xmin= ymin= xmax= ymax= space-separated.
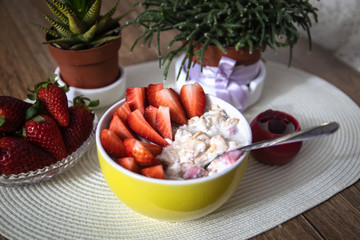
xmin=96 ymin=94 xmax=252 ymax=222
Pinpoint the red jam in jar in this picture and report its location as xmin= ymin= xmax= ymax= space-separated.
xmin=250 ymin=109 xmax=302 ymax=165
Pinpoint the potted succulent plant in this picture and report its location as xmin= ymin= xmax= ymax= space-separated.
xmin=124 ymin=0 xmax=318 ymax=111
xmin=33 ymin=0 xmax=130 ymax=107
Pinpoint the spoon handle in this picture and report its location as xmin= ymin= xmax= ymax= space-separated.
xmin=239 ymin=121 xmax=340 ymax=152
xmin=203 ymin=122 xmax=339 ymax=170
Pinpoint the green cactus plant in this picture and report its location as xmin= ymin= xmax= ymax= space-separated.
xmin=123 ymin=0 xmax=318 ymax=80
xmin=33 ymin=0 xmax=129 ymax=50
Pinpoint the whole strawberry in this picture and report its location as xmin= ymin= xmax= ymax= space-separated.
xmin=24 ymin=114 xmax=67 ymax=160
xmin=0 ymin=96 xmax=31 ymax=132
xmin=62 ymin=96 xmax=99 ymax=154
xmin=28 ymin=76 xmax=69 ymax=127
xmin=0 ymin=136 xmax=57 ymax=175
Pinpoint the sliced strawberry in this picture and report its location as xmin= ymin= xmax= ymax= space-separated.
xmin=123 ymin=138 xmax=136 ymax=157
xmin=116 ymin=157 xmax=141 ymax=173
xmin=180 ymin=82 xmax=206 ymax=119
xmin=132 ymin=140 xmax=160 ymax=167
xmin=156 ymin=106 xmax=172 ymax=140
xmin=109 ymin=114 xmax=137 ymax=140
xmin=218 ymin=150 xmax=243 ymax=165
xmin=155 ymin=88 xmax=187 ymax=125
xmin=141 ymin=165 xmax=164 ymax=179
xmin=100 ymin=129 xmax=126 ymax=158
xmin=128 ymin=109 xmax=169 ymax=146
xmin=147 ymin=83 xmax=163 ymax=107
xmin=182 ymin=165 xmax=208 ymax=180
xmin=141 ymin=142 xmax=163 ymax=156
xmin=126 ymin=87 xmax=146 ymax=114
xmin=144 ymin=105 xmax=158 ymax=130
xmin=114 ymin=101 xmax=131 ymax=122
xmin=123 ymin=138 xmax=162 ymax=157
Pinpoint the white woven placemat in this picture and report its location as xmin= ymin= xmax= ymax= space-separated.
xmin=1 ymin=61 xmax=359 ymax=240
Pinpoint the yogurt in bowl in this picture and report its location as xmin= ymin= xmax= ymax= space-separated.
xmin=96 ymin=94 xmax=252 ymax=221
xmin=159 ymin=104 xmax=248 ymax=180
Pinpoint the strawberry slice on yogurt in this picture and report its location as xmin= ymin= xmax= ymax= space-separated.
xmin=206 ymin=150 xmax=244 ymax=175
xmin=182 ymin=165 xmax=208 ymax=180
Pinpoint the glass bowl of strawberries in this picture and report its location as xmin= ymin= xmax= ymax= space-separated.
xmin=0 ymin=78 xmax=98 ymax=186
xmin=96 ymin=83 xmax=252 ymax=222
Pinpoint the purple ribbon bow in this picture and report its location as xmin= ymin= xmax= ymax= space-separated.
xmin=183 ymin=56 xmax=260 ymax=111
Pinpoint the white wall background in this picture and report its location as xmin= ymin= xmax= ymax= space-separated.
xmin=304 ymin=0 xmax=360 ymax=71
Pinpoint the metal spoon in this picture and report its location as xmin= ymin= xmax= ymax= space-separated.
xmin=203 ymin=121 xmax=340 ymax=170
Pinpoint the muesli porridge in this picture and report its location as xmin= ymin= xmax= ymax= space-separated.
xmin=157 ymin=104 xmax=247 ymax=180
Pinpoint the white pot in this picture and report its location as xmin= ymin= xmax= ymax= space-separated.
xmin=55 ymin=65 xmax=126 ymax=109
xmin=174 ymin=55 xmax=266 ymax=112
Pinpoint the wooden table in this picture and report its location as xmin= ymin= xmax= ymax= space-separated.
xmin=1 ymin=1 xmax=359 ymax=239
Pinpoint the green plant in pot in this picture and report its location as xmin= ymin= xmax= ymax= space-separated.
xmin=124 ymin=0 xmax=318 ymax=111
xmin=34 ymin=0 xmax=129 ymax=89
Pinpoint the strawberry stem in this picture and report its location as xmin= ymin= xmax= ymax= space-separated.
xmin=32 ymin=115 xmax=46 ymax=122
xmin=73 ymin=95 xmax=99 ymax=109
xmin=27 ymin=75 xmax=68 ymax=101
xmin=25 ymin=98 xmax=42 ymax=121
xmin=0 ymin=116 xmax=5 ymax=127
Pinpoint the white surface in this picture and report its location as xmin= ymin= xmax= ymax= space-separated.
xmin=1 ymin=60 xmax=359 ymax=240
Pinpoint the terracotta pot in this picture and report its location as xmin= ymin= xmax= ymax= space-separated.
xmin=191 ymin=44 xmax=263 ymax=67
xmin=47 ymin=34 xmax=121 ymax=89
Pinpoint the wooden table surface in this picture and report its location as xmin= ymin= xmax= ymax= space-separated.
xmin=1 ymin=1 xmax=359 ymax=239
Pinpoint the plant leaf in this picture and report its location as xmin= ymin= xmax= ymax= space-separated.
xmin=44 ymin=13 xmax=72 ymax=37
xmin=31 ymin=23 xmax=60 ymax=38
xmin=82 ymin=24 xmax=97 ymax=42
xmin=66 ymin=12 xmax=87 ymax=34
xmin=82 ymin=0 xmax=100 ymax=26
xmin=90 ymin=35 xmax=119 ymax=47
xmin=46 ymin=0 xmax=68 ymax=25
